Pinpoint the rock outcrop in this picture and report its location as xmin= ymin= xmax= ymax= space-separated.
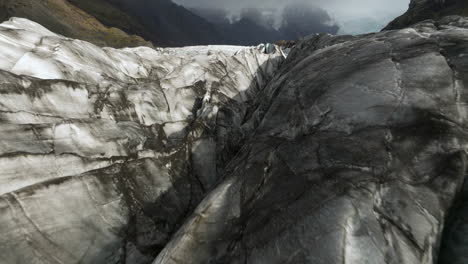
xmin=384 ymin=0 xmax=468 ymax=30
xmin=1 ymin=13 xmax=468 ymax=264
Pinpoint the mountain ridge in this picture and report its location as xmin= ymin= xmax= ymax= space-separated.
xmin=0 ymin=0 xmax=153 ymax=48
xmin=384 ymin=0 xmax=468 ymax=30
xmin=0 ymin=0 xmax=340 ymax=48
xmin=0 ymin=0 xmax=226 ymax=47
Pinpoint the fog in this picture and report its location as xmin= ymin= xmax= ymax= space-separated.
xmin=173 ymin=0 xmax=411 ymax=34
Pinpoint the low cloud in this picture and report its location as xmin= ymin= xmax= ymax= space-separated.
xmin=175 ymin=0 xmax=410 ymax=34
xmin=191 ymin=2 xmax=340 ymax=41
xmin=280 ymin=2 xmax=339 ymax=38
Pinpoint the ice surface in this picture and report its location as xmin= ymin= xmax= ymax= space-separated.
xmin=0 ymin=17 xmax=285 ymax=264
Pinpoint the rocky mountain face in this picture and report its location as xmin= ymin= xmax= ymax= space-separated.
xmin=384 ymin=0 xmax=468 ymax=30
xmin=1 ymin=11 xmax=468 ymax=264
xmin=0 ymin=0 xmax=227 ymax=47
xmin=70 ymin=0 xmax=227 ymax=47
xmin=0 ymin=0 xmax=152 ymax=48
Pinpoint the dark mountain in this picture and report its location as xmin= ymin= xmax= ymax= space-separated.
xmin=279 ymin=3 xmax=339 ymax=40
xmin=73 ymin=0 xmax=226 ymax=46
xmin=384 ymin=0 xmax=468 ymax=30
xmin=0 ymin=0 xmax=225 ymax=47
xmin=219 ymin=18 xmax=282 ymax=45
xmin=190 ymin=8 xmax=283 ymax=46
xmin=0 ymin=0 xmax=340 ymax=48
xmin=191 ymin=4 xmax=340 ymax=46
xmin=0 ymin=0 xmax=152 ymax=48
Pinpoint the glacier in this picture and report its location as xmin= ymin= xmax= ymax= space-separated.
xmin=0 ymin=17 xmax=284 ymax=263
xmin=1 ymin=15 xmax=468 ymax=264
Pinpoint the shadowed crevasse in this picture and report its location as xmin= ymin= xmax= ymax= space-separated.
xmin=439 ymin=177 xmax=468 ymax=264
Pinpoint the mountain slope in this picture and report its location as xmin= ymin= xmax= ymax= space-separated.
xmin=219 ymin=18 xmax=284 ymax=46
xmin=0 ymin=0 xmax=226 ymax=47
xmin=70 ymin=0 xmax=227 ymax=46
xmin=384 ymin=0 xmax=468 ymax=30
xmin=0 ymin=0 xmax=152 ymax=48
xmin=188 ymin=8 xmax=285 ymax=46
xmin=0 ymin=0 xmax=340 ymax=48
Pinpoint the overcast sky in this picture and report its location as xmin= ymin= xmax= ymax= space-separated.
xmin=173 ymin=0 xmax=411 ymax=34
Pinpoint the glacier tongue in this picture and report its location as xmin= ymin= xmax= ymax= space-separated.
xmin=0 ymin=17 xmax=284 ymax=263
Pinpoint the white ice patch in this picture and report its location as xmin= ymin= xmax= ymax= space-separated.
xmin=0 ymin=17 xmax=285 ymax=194
xmin=163 ymin=122 xmax=189 ymax=138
